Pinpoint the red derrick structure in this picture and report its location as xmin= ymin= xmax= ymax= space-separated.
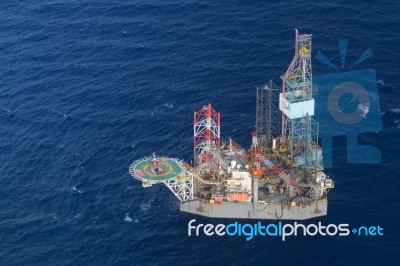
xmin=193 ymin=104 xmax=221 ymax=180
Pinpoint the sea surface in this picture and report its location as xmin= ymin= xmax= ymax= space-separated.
xmin=0 ymin=0 xmax=399 ymax=265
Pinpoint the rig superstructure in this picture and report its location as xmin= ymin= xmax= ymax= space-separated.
xmin=129 ymin=30 xmax=334 ymax=220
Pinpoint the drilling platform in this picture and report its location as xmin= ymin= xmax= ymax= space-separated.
xmin=129 ymin=30 xmax=334 ymax=220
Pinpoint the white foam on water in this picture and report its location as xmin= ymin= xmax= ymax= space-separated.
xmin=378 ymin=79 xmax=396 ymax=88
xmin=163 ymin=103 xmax=174 ymax=109
xmin=72 ymin=186 xmax=82 ymax=193
xmin=124 ymin=213 xmax=137 ymax=223
xmin=50 ymin=108 xmax=68 ymax=118
xmin=139 ymin=203 xmax=151 ymax=212
xmin=358 ymin=103 xmax=370 ymax=117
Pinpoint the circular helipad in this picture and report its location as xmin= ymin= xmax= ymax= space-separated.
xmin=129 ymin=156 xmax=184 ymax=183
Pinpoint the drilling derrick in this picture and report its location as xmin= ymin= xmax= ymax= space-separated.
xmin=256 ymin=80 xmax=280 ymax=151
xmin=280 ymin=29 xmax=322 ymax=170
xmin=194 ymin=103 xmax=221 ymax=181
xmin=130 ymin=30 xmax=334 ymax=220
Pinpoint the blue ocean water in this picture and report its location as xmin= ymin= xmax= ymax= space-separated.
xmin=0 ymin=0 xmax=399 ymax=265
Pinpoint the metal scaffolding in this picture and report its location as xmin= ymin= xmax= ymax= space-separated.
xmin=256 ymin=80 xmax=280 ymax=150
xmin=287 ymin=116 xmax=322 ymax=169
xmin=194 ymin=104 xmax=222 ymax=181
xmin=282 ymin=31 xmax=313 ymax=103
xmin=280 ymin=29 xmax=322 ymax=170
xmin=163 ymin=172 xmax=194 ymax=202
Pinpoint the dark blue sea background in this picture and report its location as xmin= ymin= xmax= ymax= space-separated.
xmin=1 ymin=0 xmax=399 ymax=265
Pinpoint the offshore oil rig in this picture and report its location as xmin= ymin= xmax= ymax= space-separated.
xmin=129 ymin=30 xmax=334 ymax=220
